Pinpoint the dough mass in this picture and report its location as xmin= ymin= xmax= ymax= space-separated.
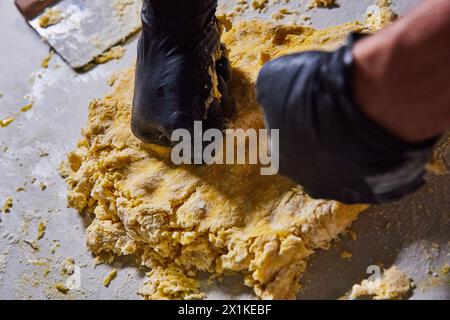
xmin=62 ymin=20 xmax=370 ymax=300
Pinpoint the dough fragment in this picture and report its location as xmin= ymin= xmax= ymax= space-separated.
xmin=0 ymin=118 xmax=14 ymax=128
xmin=349 ymin=266 xmax=413 ymax=300
xmin=61 ymin=257 xmax=76 ymax=275
xmin=39 ymin=8 xmax=63 ymax=28
xmin=55 ymin=282 xmax=70 ymax=294
xmin=365 ymin=0 xmax=397 ymax=31
xmin=1 ymin=197 xmax=13 ymax=213
xmin=20 ymin=103 xmax=33 ymax=113
xmin=104 ymin=269 xmax=118 ymax=287
xmin=94 ymin=46 xmax=126 ymax=64
xmin=252 ymin=0 xmax=269 ymax=11
xmin=309 ymin=0 xmax=337 ymax=9
xmin=36 ymin=221 xmax=46 ymax=240
xmin=41 ymin=51 xmax=54 ymax=69
xmin=138 ymin=265 xmax=206 ymax=300
xmin=62 ymin=20 xmax=371 ymax=300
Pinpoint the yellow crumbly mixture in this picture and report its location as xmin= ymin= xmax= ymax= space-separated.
xmin=1 ymin=197 xmax=13 ymax=213
xmin=309 ymin=0 xmax=337 ymax=9
xmin=94 ymin=46 xmax=126 ymax=64
xmin=62 ymin=20 xmax=373 ymax=300
xmin=39 ymin=8 xmax=63 ymax=28
xmin=365 ymin=0 xmax=397 ymax=31
xmin=349 ymin=266 xmax=413 ymax=300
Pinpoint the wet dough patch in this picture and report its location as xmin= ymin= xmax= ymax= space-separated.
xmin=62 ymin=20 xmax=370 ymax=300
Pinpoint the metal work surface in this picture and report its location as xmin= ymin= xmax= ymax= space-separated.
xmin=29 ymin=0 xmax=141 ymax=68
xmin=0 ymin=0 xmax=448 ymax=300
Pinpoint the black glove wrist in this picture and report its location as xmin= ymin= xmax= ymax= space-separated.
xmin=142 ymin=0 xmax=217 ymax=40
xmin=257 ymin=33 xmax=438 ymax=204
xmin=132 ymin=0 xmax=230 ymax=147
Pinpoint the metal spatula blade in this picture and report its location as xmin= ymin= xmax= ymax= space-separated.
xmin=16 ymin=0 xmax=142 ymax=69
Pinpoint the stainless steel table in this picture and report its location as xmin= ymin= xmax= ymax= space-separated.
xmin=1 ymin=0 xmax=448 ymax=300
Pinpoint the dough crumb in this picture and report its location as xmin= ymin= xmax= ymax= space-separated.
xmin=348 ymin=229 xmax=357 ymax=241
xmin=138 ymin=266 xmax=205 ymax=300
xmin=1 ymin=197 xmax=13 ymax=213
xmin=426 ymin=156 xmax=447 ymax=175
xmin=0 ymin=117 xmax=14 ymax=128
xmin=349 ymin=266 xmax=413 ymax=300
xmin=252 ymin=0 xmax=269 ymax=11
xmin=309 ymin=0 xmax=337 ymax=9
xmin=61 ymin=257 xmax=76 ymax=275
xmin=41 ymin=51 xmax=54 ymax=69
xmin=94 ymin=46 xmax=126 ymax=64
xmin=39 ymin=8 xmax=63 ymax=28
xmin=55 ymin=282 xmax=70 ymax=294
xmin=23 ymin=240 xmax=40 ymax=252
xmin=272 ymin=8 xmax=297 ymax=20
xmin=340 ymin=251 xmax=353 ymax=259
xmin=104 ymin=269 xmax=118 ymax=287
xmin=107 ymin=72 xmax=121 ymax=87
xmin=113 ymin=0 xmax=135 ymax=17
xmin=39 ymin=182 xmax=47 ymax=191
xmin=20 ymin=103 xmax=33 ymax=112
xmin=365 ymin=0 xmax=397 ymax=31
xmin=36 ymin=221 xmax=46 ymax=240
xmin=217 ymin=14 xmax=233 ymax=32
xmin=442 ymin=265 xmax=450 ymax=275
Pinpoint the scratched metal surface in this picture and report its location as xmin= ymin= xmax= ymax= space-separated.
xmin=29 ymin=0 xmax=141 ymax=68
xmin=0 ymin=0 xmax=448 ymax=300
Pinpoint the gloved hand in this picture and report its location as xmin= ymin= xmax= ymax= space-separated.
xmin=256 ymin=34 xmax=438 ymax=204
xmin=132 ymin=0 xmax=231 ymax=146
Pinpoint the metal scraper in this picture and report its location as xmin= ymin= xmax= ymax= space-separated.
xmin=15 ymin=0 xmax=142 ymax=69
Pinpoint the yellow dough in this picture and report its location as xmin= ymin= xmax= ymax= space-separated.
xmin=39 ymin=8 xmax=63 ymax=28
xmin=62 ymin=20 xmax=372 ymax=300
xmin=349 ymin=266 xmax=413 ymax=300
xmin=309 ymin=0 xmax=337 ymax=9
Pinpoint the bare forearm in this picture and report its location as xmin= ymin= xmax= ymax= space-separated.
xmin=353 ymin=0 xmax=450 ymax=142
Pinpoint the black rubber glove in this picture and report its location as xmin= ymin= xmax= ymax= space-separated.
xmin=132 ymin=0 xmax=230 ymax=146
xmin=256 ymin=34 xmax=438 ymax=204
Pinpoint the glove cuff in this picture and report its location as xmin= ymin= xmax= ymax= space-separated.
xmin=257 ymin=33 xmax=439 ymax=204
xmin=339 ymin=33 xmax=438 ymax=202
xmin=142 ymin=0 xmax=218 ymax=40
